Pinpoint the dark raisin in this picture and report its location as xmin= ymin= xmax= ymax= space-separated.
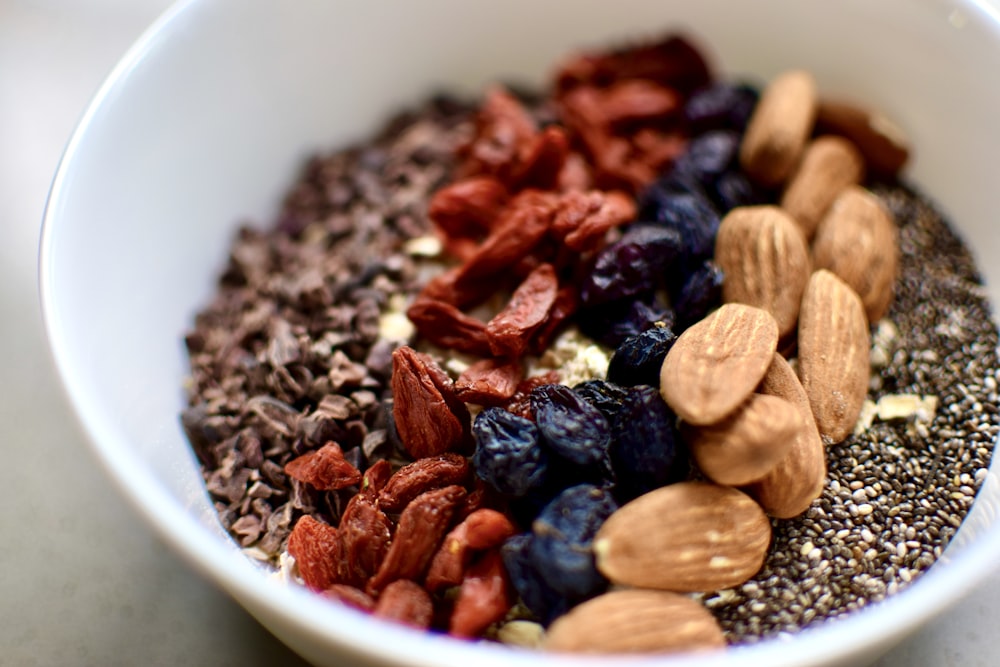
xmin=611 ymin=385 xmax=689 ymax=501
xmin=500 ymin=533 xmax=568 ymax=624
xmin=572 ymin=379 xmax=631 ymax=425
xmin=672 ymin=130 xmax=741 ymax=186
xmin=671 ymin=260 xmax=724 ymax=329
xmin=683 ymin=82 xmax=760 ymax=133
xmin=530 ymin=384 xmax=611 ymax=467
xmin=471 ymin=407 xmax=548 ymax=497
xmin=528 ymin=484 xmax=616 ymax=601
xmin=636 ymin=187 xmax=720 ymax=266
xmin=579 ymin=224 xmax=683 ymax=307
xmin=575 ymin=292 xmax=674 ymax=348
xmin=709 ymin=170 xmax=770 ymax=212
xmin=606 ymin=324 xmax=678 ymax=387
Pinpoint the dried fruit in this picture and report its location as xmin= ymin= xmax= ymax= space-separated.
xmin=390 ymin=346 xmax=469 ymax=458
xmin=501 ymin=533 xmax=569 ymax=623
xmin=746 ymin=353 xmax=827 ymax=518
xmin=486 ymin=263 xmax=559 ymax=358
xmin=660 ymin=303 xmax=779 ymax=425
xmin=797 ymin=269 xmax=871 ymax=444
xmin=426 ymin=509 xmax=517 ymax=592
xmin=368 ymin=485 xmax=467 ymax=593
xmin=780 ymin=135 xmax=865 ymax=239
xmin=428 ymin=176 xmax=508 ymax=240
xmin=714 ymin=205 xmax=811 ymax=338
xmin=454 ymin=357 xmax=524 ymax=405
xmin=594 ymin=481 xmax=771 ymax=592
xmin=337 ymin=491 xmax=393 ymax=588
xmin=683 ymin=81 xmax=759 ymax=133
xmin=449 ymin=550 xmax=512 ymax=637
xmin=373 ymin=579 xmax=434 ymax=629
xmin=739 ymin=70 xmax=818 ymax=186
xmin=322 ymin=584 xmax=376 ymax=612
xmin=530 ymin=384 xmax=611 ymax=467
xmin=287 ymin=515 xmax=340 ymax=592
xmin=671 ymin=259 xmax=724 ymax=328
xmin=606 ymin=324 xmax=677 ymax=387
xmin=579 ymin=224 xmax=683 ymax=306
xmin=405 ymin=297 xmax=493 ymax=356
xmin=472 ymin=407 xmax=549 ymax=497
xmin=283 ymin=441 xmax=362 ymax=491
xmin=685 ymin=393 xmax=799 ymax=486
xmin=379 ymin=453 xmax=470 ymax=512
xmin=545 ymin=589 xmax=726 ymax=653
xmin=811 ymin=185 xmax=899 ymax=322
xmin=610 ymin=384 xmax=688 ymax=500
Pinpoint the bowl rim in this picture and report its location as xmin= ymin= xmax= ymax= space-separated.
xmin=38 ymin=0 xmax=1000 ymax=665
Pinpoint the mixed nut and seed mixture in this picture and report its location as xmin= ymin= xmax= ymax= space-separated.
xmin=181 ymin=33 xmax=999 ymax=653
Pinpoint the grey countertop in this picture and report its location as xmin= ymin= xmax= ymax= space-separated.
xmin=1 ymin=2 xmax=997 ymax=665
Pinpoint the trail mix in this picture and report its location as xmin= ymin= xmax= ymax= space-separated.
xmin=181 ymin=33 xmax=999 ymax=653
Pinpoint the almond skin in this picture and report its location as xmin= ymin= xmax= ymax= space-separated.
xmin=780 ymin=135 xmax=865 ymax=239
xmin=746 ymin=353 xmax=827 ymax=518
xmin=812 ymin=185 xmax=899 ymax=322
xmin=715 ymin=206 xmax=811 ymax=338
xmin=686 ymin=393 xmax=800 ymax=486
xmin=660 ymin=303 xmax=779 ymax=426
xmin=739 ymin=70 xmax=818 ymax=186
xmin=815 ymin=99 xmax=910 ymax=177
xmin=545 ymin=590 xmax=726 ymax=654
xmin=594 ymin=481 xmax=771 ymax=592
xmin=798 ymin=269 xmax=870 ymax=444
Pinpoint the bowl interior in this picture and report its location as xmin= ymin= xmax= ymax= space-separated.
xmin=40 ymin=0 xmax=1000 ymax=666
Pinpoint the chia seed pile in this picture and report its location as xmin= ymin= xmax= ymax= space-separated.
xmin=181 ymin=93 xmax=999 ymax=643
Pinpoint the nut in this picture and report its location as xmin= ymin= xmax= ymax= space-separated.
xmin=745 ymin=353 xmax=827 ymax=518
xmin=715 ymin=206 xmax=811 ymax=338
xmin=780 ymin=135 xmax=865 ymax=239
xmin=660 ymin=303 xmax=779 ymax=425
xmin=545 ymin=589 xmax=726 ymax=654
xmin=812 ymin=185 xmax=899 ymax=322
xmin=797 ymin=269 xmax=871 ymax=444
xmin=686 ymin=393 xmax=801 ymax=486
xmin=594 ymin=481 xmax=771 ymax=592
xmin=739 ymin=70 xmax=818 ymax=186
xmin=815 ymin=98 xmax=910 ymax=177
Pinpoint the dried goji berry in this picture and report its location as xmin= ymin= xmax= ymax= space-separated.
xmin=368 ymin=485 xmax=467 ymax=594
xmin=485 ymin=263 xmax=558 ymax=359
xmin=503 ymin=370 xmax=561 ymax=420
xmin=448 ymin=550 xmax=512 ymax=638
xmin=599 ymin=79 xmax=681 ymax=128
xmin=528 ymin=286 xmax=578 ymax=355
xmin=283 ymin=441 xmax=362 ymax=491
xmin=379 ymin=453 xmax=470 ymax=513
xmin=426 ymin=509 xmax=517 ymax=592
xmin=390 ymin=347 xmax=469 ymax=458
xmin=459 ymin=86 xmax=537 ymax=182
xmin=360 ymin=459 xmax=392 ymax=499
xmin=337 ymin=492 xmax=393 ymax=588
xmin=373 ymin=579 xmax=434 ymax=630
xmin=454 ymin=358 xmax=524 ymax=406
xmin=287 ymin=515 xmax=340 ymax=592
xmin=323 ymin=584 xmax=376 ymax=612
xmin=509 ymin=125 xmax=570 ymax=191
xmin=428 ymin=176 xmax=508 ymax=240
xmin=561 ymin=190 xmax=636 ymax=251
xmin=405 ymin=297 xmax=493 ymax=357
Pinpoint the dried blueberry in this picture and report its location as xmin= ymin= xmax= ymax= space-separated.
xmin=471 ymin=407 xmax=548 ymax=497
xmin=579 ymin=224 xmax=683 ymax=306
xmin=530 ymin=384 xmax=611 ymax=467
xmin=672 ymin=130 xmax=741 ymax=186
xmin=636 ymin=187 xmax=720 ymax=265
xmin=573 ymin=379 xmax=631 ymax=425
xmin=575 ymin=292 xmax=674 ymax=348
xmin=709 ymin=170 xmax=769 ymax=212
xmin=611 ymin=385 xmax=689 ymax=501
xmin=671 ymin=260 xmax=724 ymax=329
xmin=529 ymin=484 xmax=616 ymax=600
xmin=606 ymin=324 xmax=678 ymax=387
xmin=683 ymin=81 xmax=760 ymax=133
xmin=501 ymin=533 xmax=568 ymax=623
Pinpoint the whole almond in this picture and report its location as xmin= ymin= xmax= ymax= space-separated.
xmin=686 ymin=393 xmax=800 ymax=486
xmin=746 ymin=353 xmax=827 ymax=518
xmin=545 ymin=590 xmax=726 ymax=654
xmin=780 ymin=136 xmax=865 ymax=239
xmin=660 ymin=304 xmax=778 ymax=425
xmin=812 ymin=185 xmax=899 ymax=322
xmin=739 ymin=70 xmax=818 ymax=186
xmin=715 ymin=206 xmax=811 ymax=338
xmin=798 ymin=270 xmax=870 ymax=444
xmin=816 ymin=99 xmax=910 ymax=177
xmin=594 ymin=481 xmax=771 ymax=592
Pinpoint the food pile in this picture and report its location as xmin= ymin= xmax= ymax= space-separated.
xmin=181 ymin=33 xmax=999 ymax=654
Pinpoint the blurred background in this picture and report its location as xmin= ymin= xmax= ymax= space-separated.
xmin=0 ymin=1 xmax=996 ymax=665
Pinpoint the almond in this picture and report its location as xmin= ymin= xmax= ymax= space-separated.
xmin=746 ymin=353 xmax=827 ymax=518
xmin=812 ymin=185 xmax=899 ymax=322
xmin=660 ymin=303 xmax=779 ymax=426
xmin=739 ymin=70 xmax=818 ymax=186
xmin=545 ymin=590 xmax=726 ymax=654
xmin=798 ymin=270 xmax=870 ymax=444
xmin=594 ymin=481 xmax=771 ymax=592
xmin=780 ymin=136 xmax=865 ymax=239
xmin=714 ymin=206 xmax=811 ymax=338
xmin=815 ymin=99 xmax=910 ymax=177
xmin=685 ymin=393 xmax=800 ymax=486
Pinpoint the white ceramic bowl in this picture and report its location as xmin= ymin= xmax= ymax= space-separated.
xmin=40 ymin=1 xmax=1000 ymax=665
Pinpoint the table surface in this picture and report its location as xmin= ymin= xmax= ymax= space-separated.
xmin=2 ymin=2 xmax=999 ymax=666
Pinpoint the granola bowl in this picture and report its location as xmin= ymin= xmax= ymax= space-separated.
xmin=40 ymin=0 xmax=1000 ymax=665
